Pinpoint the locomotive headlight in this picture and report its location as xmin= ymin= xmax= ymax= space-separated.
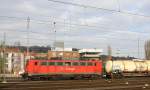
xmin=19 ymin=70 xmax=25 ymax=75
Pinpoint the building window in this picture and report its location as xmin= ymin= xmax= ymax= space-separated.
xmin=12 ymin=59 xmax=14 ymax=63
xmin=6 ymin=53 xmax=8 ymax=57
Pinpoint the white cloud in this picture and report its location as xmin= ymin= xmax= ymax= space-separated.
xmin=0 ymin=0 xmax=150 ymax=58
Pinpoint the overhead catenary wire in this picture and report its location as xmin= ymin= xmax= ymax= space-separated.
xmin=6 ymin=40 xmax=53 ymax=46
xmin=0 ymin=19 xmax=149 ymax=40
xmin=0 ymin=15 xmax=121 ymax=31
xmin=48 ymin=0 xmax=121 ymax=12
xmin=1 ymin=15 xmax=149 ymax=35
xmin=0 ymin=5 xmax=148 ymax=44
xmin=1 ymin=25 xmax=149 ymax=41
xmin=0 ymin=28 xmax=54 ymax=35
xmin=0 ymin=29 xmax=146 ymax=46
xmin=0 ymin=2 xmax=147 ymax=58
xmin=0 ymin=8 xmax=149 ymax=27
xmin=48 ymin=0 xmax=150 ymax=18
xmin=0 ymin=14 xmax=149 ymax=39
xmin=1 ymin=0 xmax=150 ymax=33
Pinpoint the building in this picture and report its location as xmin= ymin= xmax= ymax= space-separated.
xmin=23 ymin=51 xmax=47 ymax=59
xmin=6 ymin=52 xmax=24 ymax=74
xmin=0 ymin=47 xmax=24 ymax=75
xmin=33 ymin=53 xmax=48 ymax=59
xmin=48 ymin=48 xmax=103 ymax=60
xmin=79 ymin=48 xmax=103 ymax=60
xmin=48 ymin=48 xmax=80 ymax=60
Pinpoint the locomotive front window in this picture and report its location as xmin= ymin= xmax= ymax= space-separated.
xmin=72 ymin=62 xmax=79 ymax=66
xmin=80 ymin=62 xmax=86 ymax=66
xmin=41 ymin=62 xmax=47 ymax=66
xmin=57 ymin=62 xmax=63 ymax=66
xmin=48 ymin=62 xmax=55 ymax=66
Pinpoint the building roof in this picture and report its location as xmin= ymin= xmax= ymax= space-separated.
xmin=53 ymin=47 xmax=75 ymax=51
xmin=79 ymin=48 xmax=103 ymax=53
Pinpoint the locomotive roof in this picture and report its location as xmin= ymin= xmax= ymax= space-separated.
xmin=28 ymin=59 xmax=101 ymax=62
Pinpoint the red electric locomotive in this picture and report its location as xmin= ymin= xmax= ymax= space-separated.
xmin=22 ymin=59 xmax=102 ymax=80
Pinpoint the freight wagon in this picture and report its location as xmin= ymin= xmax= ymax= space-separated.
xmin=104 ymin=60 xmax=150 ymax=78
xmin=22 ymin=59 xmax=102 ymax=80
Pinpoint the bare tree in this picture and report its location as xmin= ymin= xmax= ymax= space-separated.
xmin=145 ymin=40 xmax=150 ymax=60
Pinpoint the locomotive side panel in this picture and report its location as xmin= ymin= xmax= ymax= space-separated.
xmin=23 ymin=60 xmax=102 ymax=79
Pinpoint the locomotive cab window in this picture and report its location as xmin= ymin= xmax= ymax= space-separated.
xmin=48 ymin=62 xmax=55 ymax=66
xmin=41 ymin=62 xmax=47 ymax=66
xmin=80 ymin=62 xmax=86 ymax=66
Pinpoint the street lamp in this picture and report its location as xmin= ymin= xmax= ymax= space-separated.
xmin=2 ymin=33 xmax=7 ymax=83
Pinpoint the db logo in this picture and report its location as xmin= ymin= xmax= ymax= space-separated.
xmin=66 ymin=68 xmax=75 ymax=71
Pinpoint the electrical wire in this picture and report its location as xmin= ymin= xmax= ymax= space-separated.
xmin=48 ymin=0 xmax=150 ymax=18
xmin=1 ymin=15 xmax=149 ymax=34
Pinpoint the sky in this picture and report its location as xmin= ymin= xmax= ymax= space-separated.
xmin=0 ymin=0 xmax=150 ymax=58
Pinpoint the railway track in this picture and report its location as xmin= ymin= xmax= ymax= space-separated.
xmin=0 ymin=77 xmax=150 ymax=90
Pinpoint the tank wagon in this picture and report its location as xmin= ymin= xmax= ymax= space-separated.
xmin=22 ymin=59 xmax=102 ymax=80
xmin=104 ymin=60 xmax=150 ymax=78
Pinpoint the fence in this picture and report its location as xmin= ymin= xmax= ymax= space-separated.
xmin=0 ymin=74 xmax=23 ymax=81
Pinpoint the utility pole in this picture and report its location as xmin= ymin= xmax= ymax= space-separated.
xmin=0 ymin=41 xmax=2 ymax=74
xmin=116 ymin=0 xmax=121 ymax=12
xmin=107 ymin=45 xmax=112 ymax=60
xmin=54 ymin=21 xmax=56 ymax=47
xmin=53 ymin=22 xmax=57 ymax=58
xmin=138 ymin=38 xmax=140 ymax=59
xmin=25 ymin=17 xmax=30 ymax=68
xmin=2 ymin=32 xmax=6 ymax=83
xmin=27 ymin=16 xmax=30 ymax=58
